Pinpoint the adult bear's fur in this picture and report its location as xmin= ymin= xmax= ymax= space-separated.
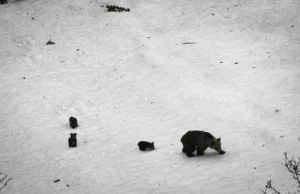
xmin=181 ymin=130 xmax=225 ymax=157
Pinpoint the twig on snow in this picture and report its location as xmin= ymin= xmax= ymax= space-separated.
xmin=0 ymin=174 xmax=7 ymax=182
xmin=0 ymin=178 xmax=12 ymax=191
xmin=261 ymin=180 xmax=281 ymax=194
xmin=284 ymin=152 xmax=300 ymax=188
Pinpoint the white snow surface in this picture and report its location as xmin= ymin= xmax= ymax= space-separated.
xmin=0 ymin=0 xmax=300 ymax=193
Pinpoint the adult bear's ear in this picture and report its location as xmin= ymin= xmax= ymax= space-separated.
xmin=217 ymin=138 xmax=221 ymax=142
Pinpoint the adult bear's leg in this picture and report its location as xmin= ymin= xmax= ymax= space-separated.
xmin=196 ymin=143 xmax=208 ymax=156
xmin=184 ymin=146 xmax=196 ymax=157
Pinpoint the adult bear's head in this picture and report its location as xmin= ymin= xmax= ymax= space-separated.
xmin=209 ymin=137 xmax=225 ymax=155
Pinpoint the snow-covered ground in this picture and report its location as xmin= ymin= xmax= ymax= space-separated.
xmin=0 ymin=0 xmax=299 ymax=193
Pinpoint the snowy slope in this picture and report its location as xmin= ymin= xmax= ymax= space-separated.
xmin=0 ymin=0 xmax=300 ymax=193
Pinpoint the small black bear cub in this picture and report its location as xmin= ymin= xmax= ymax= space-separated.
xmin=106 ymin=5 xmax=130 ymax=12
xmin=137 ymin=141 xmax=155 ymax=151
xmin=68 ymin=133 xmax=77 ymax=148
xmin=181 ymin=130 xmax=225 ymax=157
xmin=69 ymin=116 xmax=78 ymax=129
xmin=0 ymin=0 xmax=8 ymax=5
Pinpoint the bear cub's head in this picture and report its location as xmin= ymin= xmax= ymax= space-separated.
xmin=148 ymin=142 xmax=155 ymax=150
xmin=70 ymin=133 xmax=77 ymax=139
xmin=209 ymin=138 xmax=225 ymax=155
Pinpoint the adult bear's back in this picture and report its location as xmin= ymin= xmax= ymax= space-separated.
xmin=181 ymin=130 xmax=213 ymax=145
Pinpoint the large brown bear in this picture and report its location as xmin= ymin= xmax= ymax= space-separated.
xmin=181 ymin=131 xmax=225 ymax=157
